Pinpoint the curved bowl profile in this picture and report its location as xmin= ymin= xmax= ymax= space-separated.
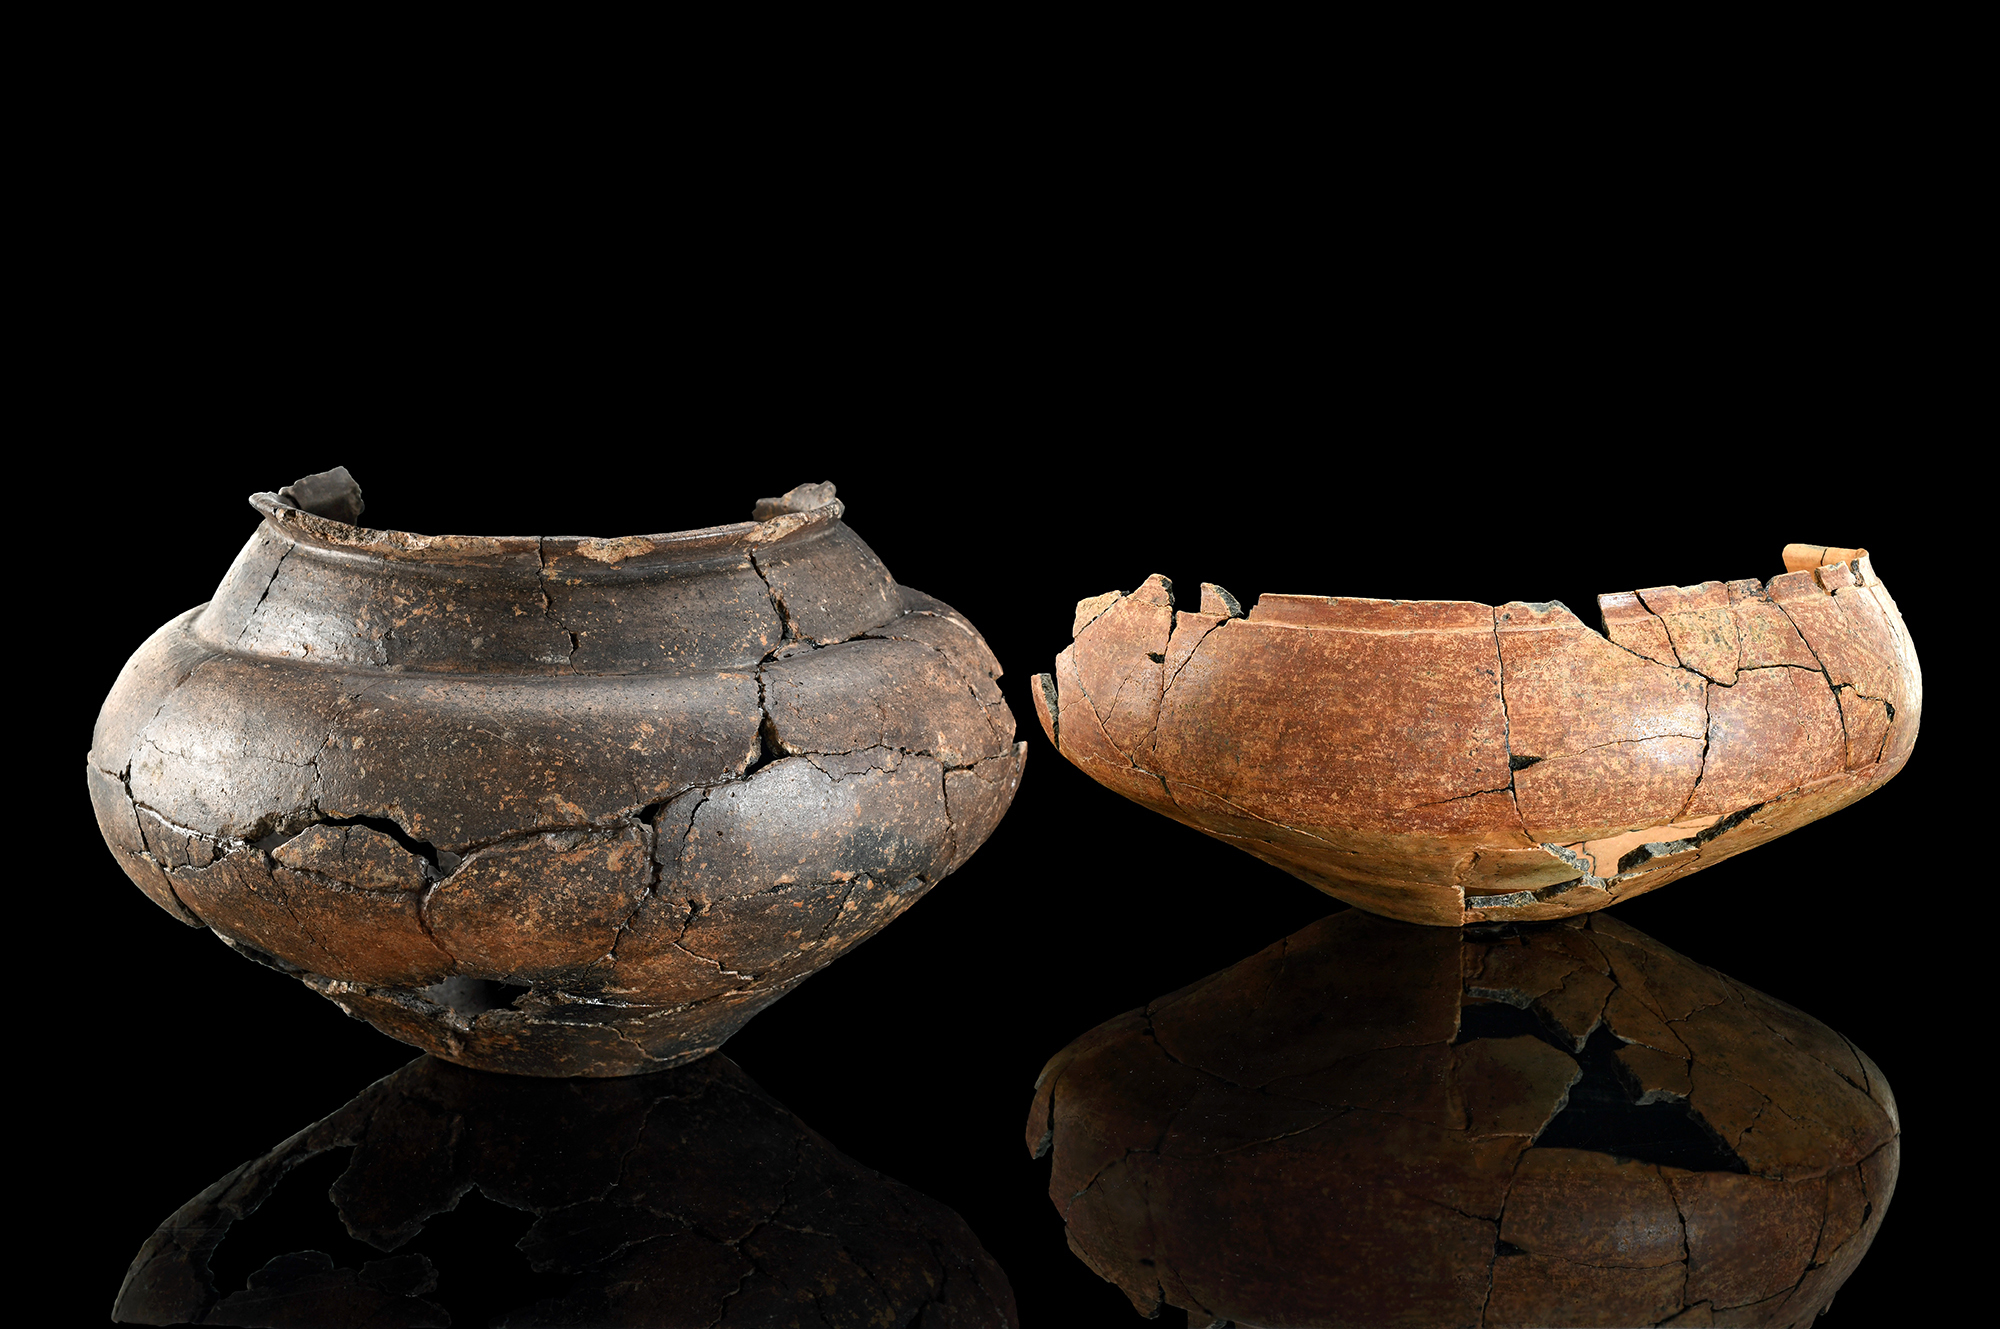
xmin=1033 ymin=544 xmax=1917 ymax=926
xmin=88 ymin=477 xmax=1025 ymax=1075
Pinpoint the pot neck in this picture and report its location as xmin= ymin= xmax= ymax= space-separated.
xmin=188 ymin=494 xmax=898 ymax=675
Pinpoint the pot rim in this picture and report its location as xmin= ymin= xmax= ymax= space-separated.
xmin=246 ymin=490 xmax=846 ymax=569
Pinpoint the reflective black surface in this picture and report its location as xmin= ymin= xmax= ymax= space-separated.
xmin=74 ymin=454 xmax=1950 ymax=1325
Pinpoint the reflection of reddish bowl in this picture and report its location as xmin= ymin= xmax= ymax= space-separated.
xmin=1034 ymin=545 xmax=1919 ymax=926
xmin=1029 ymin=907 xmax=1899 ymax=1327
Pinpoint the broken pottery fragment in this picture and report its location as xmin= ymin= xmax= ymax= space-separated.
xmin=1028 ymin=907 xmax=1898 ymax=1328
xmin=115 ymin=1053 xmax=1017 ymax=1326
xmin=1034 ymin=546 xmax=1919 ymax=925
xmin=88 ymin=474 xmax=1026 ymax=1075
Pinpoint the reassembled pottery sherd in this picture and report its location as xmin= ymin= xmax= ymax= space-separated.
xmin=88 ymin=473 xmax=1026 ymax=1076
xmin=1034 ymin=544 xmax=1918 ymax=926
xmin=1030 ymin=908 xmax=1898 ymax=1327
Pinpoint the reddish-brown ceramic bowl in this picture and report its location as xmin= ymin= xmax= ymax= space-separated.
xmin=1034 ymin=544 xmax=1918 ymax=926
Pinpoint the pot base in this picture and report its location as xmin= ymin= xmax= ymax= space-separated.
xmin=301 ymin=965 xmax=805 ymax=1077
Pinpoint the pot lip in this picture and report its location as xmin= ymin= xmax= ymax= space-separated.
xmin=246 ymin=491 xmax=845 ymax=566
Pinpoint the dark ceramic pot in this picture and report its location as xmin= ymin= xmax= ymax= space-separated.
xmin=88 ymin=478 xmax=1025 ymax=1075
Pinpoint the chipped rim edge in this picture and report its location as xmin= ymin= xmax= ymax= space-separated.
xmin=246 ymin=491 xmax=846 ymax=568
xmin=1120 ymin=550 xmax=1883 ymax=643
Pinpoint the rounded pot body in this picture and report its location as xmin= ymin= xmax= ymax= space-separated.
xmin=88 ymin=491 xmax=1024 ymax=1075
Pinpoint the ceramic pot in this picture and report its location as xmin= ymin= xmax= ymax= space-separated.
xmin=88 ymin=476 xmax=1025 ymax=1076
xmin=1029 ymin=905 xmax=1898 ymax=1327
xmin=1033 ymin=545 xmax=1918 ymax=926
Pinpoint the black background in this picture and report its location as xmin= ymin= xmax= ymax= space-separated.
xmin=63 ymin=433 xmax=1955 ymax=1325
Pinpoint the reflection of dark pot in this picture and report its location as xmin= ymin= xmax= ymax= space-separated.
xmin=88 ymin=475 xmax=1025 ymax=1075
xmin=1029 ymin=907 xmax=1898 ymax=1327
xmin=115 ymin=1052 xmax=1017 ymax=1326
